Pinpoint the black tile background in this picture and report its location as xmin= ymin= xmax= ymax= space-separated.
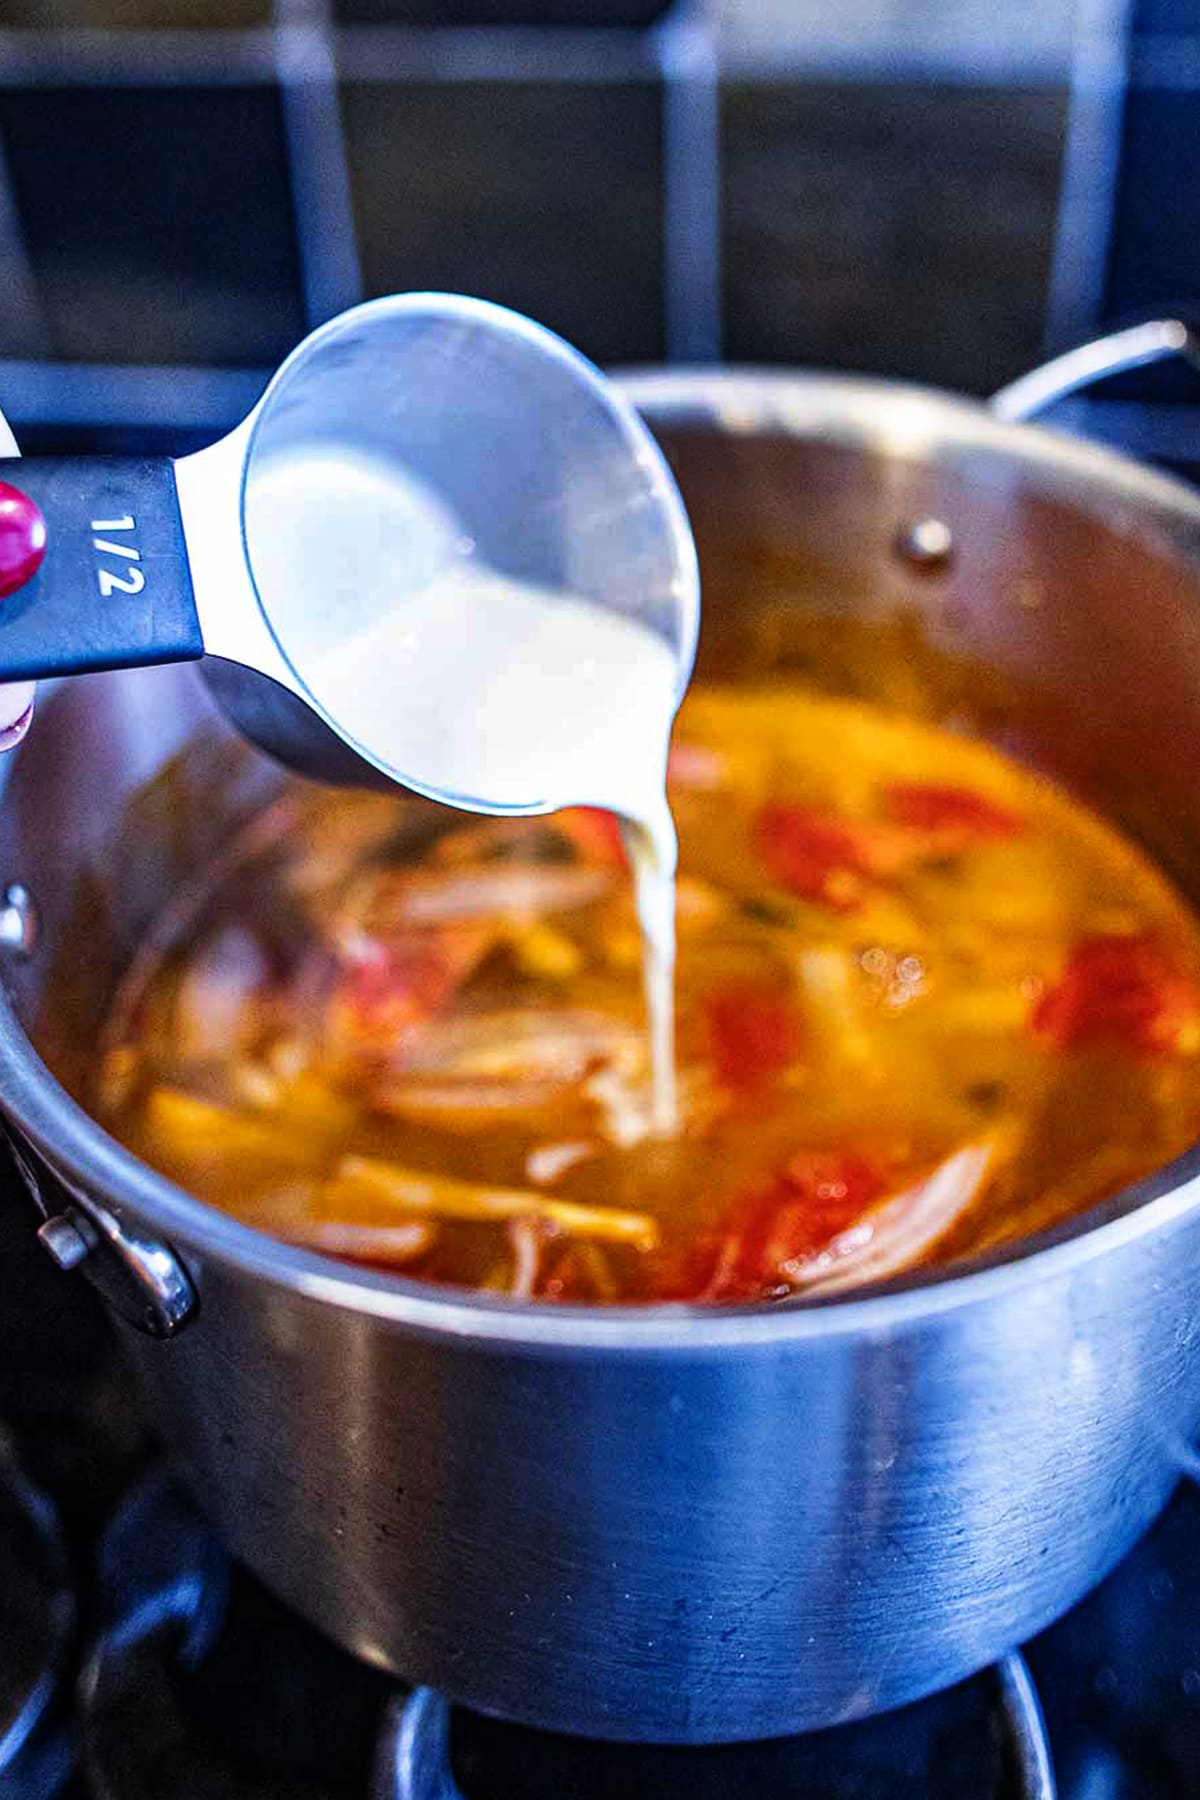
xmin=333 ymin=0 xmax=671 ymax=23
xmin=0 ymin=5 xmax=1096 ymax=409
xmin=343 ymin=78 xmax=665 ymax=366
xmin=1107 ymin=88 xmax=1200 ymax=328
xmin=1 ymin=0 xmax=269 ymax=25
xmin=0 ymin=84 xmax=305 ymax=365
xmin=721 ymin=82 xmax=1068 ymax=394
xmin=1132 ymin=0 xmax=1200 ymax=31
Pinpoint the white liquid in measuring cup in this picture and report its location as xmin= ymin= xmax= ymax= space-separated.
xmin=247 ymin=449 xmax=683 ymax=1130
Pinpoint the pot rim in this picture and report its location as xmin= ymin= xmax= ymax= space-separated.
xmin=6 ymin=363 xmax=1200 ymax=1353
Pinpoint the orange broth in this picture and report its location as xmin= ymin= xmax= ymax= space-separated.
xmin=96 ymin=686 xmax=1200 ymax=1304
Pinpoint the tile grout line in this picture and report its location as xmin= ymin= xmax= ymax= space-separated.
xmin=1043 ymin=0 xmax=1135 ymax=354
xmin=272 ymin=0 xmax=364 ymax=327
xmin=658 ymin=0 xmax=721 ymax=364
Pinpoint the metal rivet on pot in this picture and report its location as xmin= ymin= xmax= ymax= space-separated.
xmin=0 ymin=882 xmax=38 ymax=956
xmin=37 ymin=1214 xmax=93 ymax=1272
xmin=894 ymin=518 xmax=955 ymax=570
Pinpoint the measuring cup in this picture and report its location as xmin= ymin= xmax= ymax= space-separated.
xmin=0 ymin=293 xmax=699 ymax=808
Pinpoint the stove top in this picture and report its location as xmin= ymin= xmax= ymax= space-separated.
xmin=2 ymin=1341 xmax=1200 ymax=1799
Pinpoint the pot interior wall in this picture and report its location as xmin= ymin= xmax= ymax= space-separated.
xmin=671 ymin=427 xmax=1200 ymax=878
xmin=6 ymin=415 xmax=1200 ymax=1122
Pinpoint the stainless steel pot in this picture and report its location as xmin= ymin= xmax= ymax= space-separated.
xmin=4 ymin=332 xmax=1200 ymax=1744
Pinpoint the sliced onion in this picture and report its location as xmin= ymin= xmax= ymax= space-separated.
xmin=280 ymin=1219 xmax=433 ymax=1266
xmin=373 ymin=1076 xmax=581 ymax=1129
xmin=375 ymin=1007 xmax=644 ymax=1127
xmin=388 ymin=1009 xmax=644 ymax=1083
xmin=526 ymin=1140 xmax=595 ymax=1185
xmin=389 ymin=865 xmax=612 ymax=924
xmin=376 ymin=1007 xmax=645 ymax=1131
xmin=507 ymin=1217 xmax=548 ymax=1300
xmin=785 ymin=1141 xmax=996 ymax=1296
xmin=172 ymin=925 xmax=270 ymax=1062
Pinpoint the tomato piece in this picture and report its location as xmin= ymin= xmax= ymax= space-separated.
xmin=753 ymin=802 xmax=905 ymax=912
xmin=1032 ymin=933 xmax=1200 ymax=1057
xmin=328 ymin=930 xmax=487 ymax=1059
xmin=884 ymin=782 xmax=1023 ymax=842
xmin=335 ymin=943 xmax=454 ymax=1046
xmin=557 ymin=807 xmax=627 ymax=866
xmin=701 ymin=1153 xmax=886 ymax=1302
xmin=705 ymin=982 xmax=804 ymax=1090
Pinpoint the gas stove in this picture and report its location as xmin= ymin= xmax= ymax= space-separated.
xmin=2 ymin=1333 xmax=1200 ymax=1800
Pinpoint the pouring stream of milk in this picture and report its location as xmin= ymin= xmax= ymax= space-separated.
xmin=248 ymin=449 xmax=683 ymax=1131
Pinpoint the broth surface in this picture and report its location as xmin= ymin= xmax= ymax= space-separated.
xmin=97 ymin=686 xmax=1200 ymax=1303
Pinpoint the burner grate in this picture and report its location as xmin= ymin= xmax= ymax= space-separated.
xmin=0 ymin=1435 xmax=74 ymax=1800
xmin=376 ymin=1667 xmax=1057 ymax=1800
xmin=16 ymin=1331 xmax=1200 ymax=1795
xmin=71 ymin=1468 xmax=1057 ymax=1800
xmin=78 ymin=1471 xmax=391 ymax=1799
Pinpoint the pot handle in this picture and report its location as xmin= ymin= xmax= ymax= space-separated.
xmin=0 ymin=1121 xmax=196 ymax=1338
xmin=990 ymin=319 xmax=1200 ymax=424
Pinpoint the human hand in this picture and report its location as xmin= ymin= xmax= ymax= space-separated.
xmin=0 ymin=681 xmax=34 ymax=750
